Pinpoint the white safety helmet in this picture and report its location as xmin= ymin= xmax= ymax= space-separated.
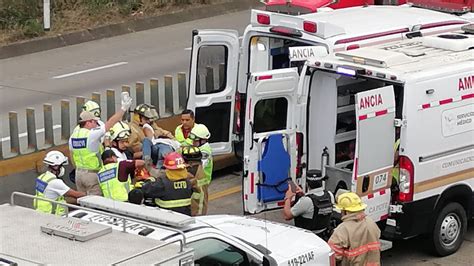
xmin=82 ymin=100 xmax=101 ymax=118
xmin=190 ymin=124 xmax=211 ymax=140
xmin=110 ymin=121 xmax=131 ymax=141
xmin=43 ymin=151 xmax=68 ymax=166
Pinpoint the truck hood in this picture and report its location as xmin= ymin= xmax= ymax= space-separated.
xmin=197 ymin=215 xmax=331 ymax=264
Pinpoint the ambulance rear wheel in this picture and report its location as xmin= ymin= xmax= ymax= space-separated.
xmin=431 ymin=202 xmax=467 ymax=256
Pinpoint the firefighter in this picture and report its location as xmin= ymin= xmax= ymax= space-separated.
xmin=141 ymin=152 xmax=197 ymax=215
xmin=328 ymin=192 xmax=381 ymax=266
xmin=128 ymin=104 xmax=174 ymax=162
xmin=282 ymin=170 xmax=334 ymax=240
xmin=98 ymin=150 xmax=145 ymax=202
xmin=175 ymin=109 xmax=195 ymax=147
xmin=189 ymin=123 xmax=212 ymax=216
xmin=108 ymin=121 xmax=133 ymax=160
xmin=69 ymin=92 xmax=132 ymax=195
xmin=34 ymin=151 xmax=86 ymax=215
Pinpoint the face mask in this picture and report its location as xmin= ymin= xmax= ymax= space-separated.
xmin=58 ymin=166 xmax=65 ymax=177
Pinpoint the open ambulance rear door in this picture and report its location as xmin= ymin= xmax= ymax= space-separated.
xmin=242 ymin=68 xmax=300 ymax=214
xmin=187 ymin=30 xmax=239 ymax=155
xmin=353 ymin=85 xmax=396 ymax=222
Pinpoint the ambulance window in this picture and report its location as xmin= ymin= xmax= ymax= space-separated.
xmin=254 ymin=98 xmax=288 ymax=133
xmin=189 ymin=238 xmax=250 ymax=265
xmin=196 ymin=45 xmax=228 ymax=94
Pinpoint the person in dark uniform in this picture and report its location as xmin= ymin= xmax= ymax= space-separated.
xmin=282 ymin=170 xmax=335 ymax=240
xmin=140 ymin=152 xmax=199 ymax=215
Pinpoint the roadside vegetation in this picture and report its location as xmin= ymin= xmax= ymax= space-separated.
xmin=0 ymin=0 xmax=214 ymax=45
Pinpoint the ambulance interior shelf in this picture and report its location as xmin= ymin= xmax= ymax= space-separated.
xmin=308 ymin=71 xmax=399 ymax=193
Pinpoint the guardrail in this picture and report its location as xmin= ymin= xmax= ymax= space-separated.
xmin=1 ymin=72 xmax=188 ymax=160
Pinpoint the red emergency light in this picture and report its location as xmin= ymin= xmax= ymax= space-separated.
xmin=303 ymin=21 xmax=317 ymax=33
xmin=257 ymin=13 xmax=271 ymax=25
xmin=264 ymin=0 xmax=377 ymax=14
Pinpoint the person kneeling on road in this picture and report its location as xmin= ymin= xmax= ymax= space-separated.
xmin=140 ymin=152 xmax=199 ymax=216
xmin=282 ymin=170 xmax=335 ymax=240
xmin=328 ymin=192 xmax=381 ymax=266
xmin=98 ymin=150 xmax=145 ymax=202
xmin=35 ymin=151 xmax=86 ymax=215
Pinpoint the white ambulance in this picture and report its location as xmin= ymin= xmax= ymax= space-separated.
xmin=187 ymin=5 xmax=468 ymax=158
xmin=241 ymin=26 xmax=473 ymax=256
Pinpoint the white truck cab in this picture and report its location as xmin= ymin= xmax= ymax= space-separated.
xmin=1 ymin=193 xmax=195 ymax=265
xmin=70 ymin=196 xmax=334 ymax=266
xmin=259 ymin=25 xmax=473 ymax=256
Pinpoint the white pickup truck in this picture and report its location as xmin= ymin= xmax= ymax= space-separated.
xmin=70 ymin=195 xmax=334 ymax=266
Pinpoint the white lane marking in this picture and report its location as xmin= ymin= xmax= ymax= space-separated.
xmin=52 ymin=62 xmax=128 ymax=79
xmin=1 ymin=125 xmax=61 ymax=142
xmin=184 ymin=35 xmax=243 ymax=51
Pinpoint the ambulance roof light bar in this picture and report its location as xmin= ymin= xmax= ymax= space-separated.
xmin=336 ymin=65 xmax=366 ymax=76
xmin=78 ymin=196 xmax=196 ymax=228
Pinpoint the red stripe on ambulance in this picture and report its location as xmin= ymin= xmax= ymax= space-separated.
xmin=250 ymin=172 xmax=254 ymax=194
xmin=419 ymin=93 xmax=474 ymax=110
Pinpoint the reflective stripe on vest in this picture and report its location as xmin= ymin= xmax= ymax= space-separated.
xmin=154 ymin=177 xmax=193 ymax=209
xmin=98 ymin=162 xmax=131 ymax=202
xmin=175 ymin=125 xmax=193 ymax=147
xmin=199 ymin=143 xmax=213 ymax=186
xmin=34 ymin=172 xmax=66 ymax=215
xmin=70 ymin=127 xmax=101 ymax=170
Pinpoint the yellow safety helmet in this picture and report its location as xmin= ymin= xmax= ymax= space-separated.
xmin=110 ymin=121 xmax=131 ymax=141
xmin=181 ymin=146 xmax=202 ymax=161
xmin=82 ymin=100 xmax=101 ymax=118
xmin=335 ymin=192 xmax=367 ymax=212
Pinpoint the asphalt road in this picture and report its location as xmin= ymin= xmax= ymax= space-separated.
xmin=0 ymin=9 xmax=250 ymax=154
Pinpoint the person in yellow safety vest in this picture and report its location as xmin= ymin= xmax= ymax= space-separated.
xmin=328 ymin=192 xmax=381 ymax=266
xmin=35 ymin=151 xmax=86 ymax=215
xmin=69 ymin=92 xmax=132 ymax=195
xmin=108 ymin=121 xmax=133 ymax=161
xmin=189 ymin=123 xmax=213 ymax=216
xmin=98 ymin=150 xmax=145 ymax=201
xmin=140 ymin=152 xmax=199 ymax=215
xmin=175 ymin=109 xmax=195 ymax=147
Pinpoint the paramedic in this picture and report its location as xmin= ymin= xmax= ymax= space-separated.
xmin=189 ymin=124 xmax=213 ymax=216
xmin=98 ymin=150 xmax=145 ymax=201
xmin=69 ymin=92 xmax=132 ymax=195
xmin=108 ymin=121 xmax=133 ymax=160
xmin=282 ymin=170 xmax=334 ymax=240
xmin=175 ymin=109 xmax=195 ymax=147
xmin=141 ymin=152 xmax=197 ymax=215
xmin=328 ymin=192 xmax=381 ymax=266
xmin=35 ymin=151 xmax=86 ymax=215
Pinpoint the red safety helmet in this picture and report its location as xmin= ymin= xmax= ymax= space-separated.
xmin=163 ymin=152 xmax=186 ymax=170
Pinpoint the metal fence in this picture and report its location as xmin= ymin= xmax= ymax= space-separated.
xmin=1 ymin=72 xmax=188 ymax=160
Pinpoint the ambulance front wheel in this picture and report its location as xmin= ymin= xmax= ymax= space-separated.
xmin=431 ymin=202 xmax=467 ymax=256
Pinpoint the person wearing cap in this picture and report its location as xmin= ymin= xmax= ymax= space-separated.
xmin=175 ymin=109 xmax=195 ymax=147
xmin=108 ymin=121 xmax=133 ymax=161
xmin=140 ymin=152 xmax=198 ymax=215
xmin=69 ymin=92 xmax=132 ymax=195
xmin=188 ymin=123 xmax=213 ymax=216
xmin=97 ymin=150 xmax=145 ymax=202
xmin=128 ymin=104 xmax=174 ymax=161
xmin=282 ymin=171 xmax=335 ymax=240
xmin=328 ymin=192 xmax=381 ymax=266
xmin=35 ymin=151 xmax=86 ymax=215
